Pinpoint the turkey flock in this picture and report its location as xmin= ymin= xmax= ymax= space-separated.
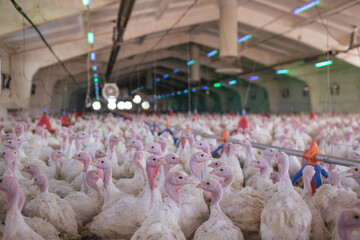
xmin=0 ymin=112 xmax=360 ymax=240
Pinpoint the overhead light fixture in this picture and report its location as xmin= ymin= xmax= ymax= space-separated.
xmin=187 ymin=60 xmax=195 ymax=66
xmin=184 ymin=89 xmax=189 ymax=94
xmin=171 ymin=92 xmax=175 ymax=96
xmin=117 ymin=101 xmax=125 ymax=110
xmin=201 ymin=86 xmax=207 ymax=90
xmin=82 ymin=0 xmax=90 ymax=6
xmin=162 ymin=94 xmax=165 ymax=98
xmin=292 ymin=0 xmax=319 ymax=14
xmin=173 ymin=69 xmax=179 ymax=73
xmin=87 ymin=32 xmax=94 ymax=44
xmin=207 ymin=50 xmax=218 ymax=58
xmin=237 ymin=34 xmax=252 ymax=43
xmin=155 ymin=78 xmax=160 ymax=82
xmin=276 ymin=69 xmax=289 ymax=74
xmin=94 ymin=77 xmax=99 ymax=83
xmin=107 ymin=101 xmax=116 ymax=110
xmin=228 ymin=80 xmax=237 ymax=85
xmin=124 ymin=101 xmax=133 ymax=110
xmin=94 ymin=73 xmax=98 ymax=77
xmin=92 ymin=101 xmax=101 ymax=110
xmin=166 ymin=93 xmax=170 ymax=97
xmin=133 ymin=95 xmax=141 ymax=104
xmin=248 ymin=75 xmax=259 ymax=81
xmin=315 ymin=60 xmax=333 ymax=68
xmin=92 ymin=65 xmax=97 ymax=71
xmin=141 ymin=101 xmax=150 ymax=110
xmin=90 ymin=52 xmax=96 ymax=61
xmin=192 ymin=88 xmax=196 ymax=92
xmin=177 ymin=91 xmax=182 ymax=95
xmin=158 ymin=95 xmax=161 ymax=99
xmin=213 ymin=83 xmax=221 ymax=88
xmin=163 ymin=74 xmax=169 ymax=79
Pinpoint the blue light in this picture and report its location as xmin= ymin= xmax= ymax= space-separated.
xmin=184 ymin=89 xmax=189 ymax=94
xmin=94 ymin=73 xmax=98 ymax=77
xmin=171 ymin=92 xmax=175 ymax=96
xmin=92 ymin=65 xmax=97 ymax=71
xmin=166 ymin=93 xmax=170 ymax=97
xmin=228 ymin=80 xmax=237 ymax=85
xmin=201 ymin=86 xmax=207 ymax=90
xmin=237 ymin=34 xmax=252 ymax=43
xmin=154 ymin=96 xmax=157 ymax=99
xmin=90 ymin=52 xmax=96 ymax=61
xmin=292 ymin=0 xmax=319 ymax=14
xmin=173 ymin=69 xmax=179 ymax=73
xmin=276 ymin=69 xmax=289 ymax=74
xmin=163 ymin=74 xmax=169 ymax=79
xmin=192 ymin=88 xmax=196 ymax=92
xmin=248 ymin=75 xmax=259 ymax=81
xmin=158 ymin=95 xmax=161 ymax=99
xmin=140 ymin=86 xmax=144 ymax=90
xmin=155 ymin=78 xmax=160 ymax=82
xmin=207 ymin=50 xmax=218 ymax=58
xmin=62 ymin=110 xmax=66 ymax=115
xmin=177 ymin=91 xmax=182 ymax=95
xmin=42 ymin=108 xmax=46 ymax=114
xmin=162 ymin=94 xmax=165 ymax=98
xmin=187 ymin=60 xmax=195 ymax=66
xmin=242 ymin=109 xmax=246 ymax=116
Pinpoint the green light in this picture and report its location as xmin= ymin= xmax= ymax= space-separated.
xmin=87 ymin=32 xmax=94 ymax=44
xmin=315 ymin=60 xmax=333 ymax=68
xmin=82 ymin=0 xmax=90 ymax=6
xmin=187 ymin=60 xmax=195 ymax=66
xmin=276 ymin=69 xmax=289 ymax=74
xmin=94 ymin=77 xmax=98 ymax=83
xmin=213 ymin=83 xmax=221 ymax=88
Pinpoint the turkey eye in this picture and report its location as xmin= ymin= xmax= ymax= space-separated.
xmin=27 ymin=166 xmax=30 ymax=169
xmin=78 ymin=155 xmax=81 ymax=157
xmin=200 ymin=143 xmax=202 ymax=145
xmin=99 ymin=152 xmax=102 ymax=154
xmin=257 ymin=161 xmax=260 ymax=164
xmin=179 ymin=176 xmax=183 ymax=179
xmin=206 ymin=182 xmax=210 ymax=185
xmin=58 ymin=152 xmax=61 ymax=154
xmin=355 ymin=168 xmax=358 ymax=171
xmin=9 ymin=141 xmax=11 ymax=144
xmin=153 ymin=158 xmax=156 ymax=161
xmin=220 ymin=169 xmax=223 ymax=171
xmin=172 ymin=157 xmax=175 ymax=159
xmin=215 ymin=163 xmax=218 ymax=165
xmin=201 ymin=154 xmax=204 ymax=157
xmin=151 ymin=146 xmax=154 ymax=149
xmin=355 ymin=215 xmax=359 ymax=219
xmin=101 ymin=161 xmax=104 ymax=163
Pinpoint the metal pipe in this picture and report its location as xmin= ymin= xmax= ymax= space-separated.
xmin=167 ymin=124 xmax=359 ymax=167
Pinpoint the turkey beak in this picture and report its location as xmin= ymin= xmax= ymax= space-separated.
xmin=90 ymin=162 xmax=97 ymax=167
xmin=196 ymin=183 xmax=202 ymax=189
xmin=210 ymin=170 xmax=215 ymax=174
xmin=179 ymin=158 xmax=185 ymax=165
xmin=344 ymin=169 xmax=353 ymax=177
xmin=161 ymin=159 xmax=167 ymax=165
xmin=62 ymin=153 xmax=66 ymax=157
xmin=71 ymin=156 xmax=77 ymax=160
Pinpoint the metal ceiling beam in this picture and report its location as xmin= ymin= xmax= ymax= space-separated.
xmin=105 ymin=0 xmax=136 ymax=81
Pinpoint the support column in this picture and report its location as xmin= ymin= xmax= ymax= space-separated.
xmin=146 ymin=68 xmax=153 ymax=89
xmin=218 ymin=0 xmax=237 ymax=62
xmin=191 ymin=44 xmax=200 ymax=82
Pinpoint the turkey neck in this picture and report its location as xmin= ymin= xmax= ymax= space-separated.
xmin=279 ymin=159 xmax=291 ymax=186
xmin=102 ymin=165 xmax=112 ymax=189
xmin=146 ymin=164 xmax=160 ymax=191
xmin=263 ymin=153 xmax=274 ymax=168
xmin=86 ymin=176 xmax=100 ymax=193
xmin=210 ymin=187 xmax=223 ymax=211
xmin=5 ymin=184 xmax=23 ymax=213
xmin=75 ymin=138 xmax=83 ymax=152
xmin=158 ymin=141 xmax=167 ymax=153
xmin=164 ymin=181 xmax=181 ymax=206
xmin=38 ymin=178 xmax=49 ymax=193
xmin=259 ymin=162 xmax=269 ymax=178
xmin=337 ymin=221 xmax=354 ymax=240
xmin=302 ymin=175 xmax=313 ymax=199
xmin=189 ymin=159 xmax=204 ymax=182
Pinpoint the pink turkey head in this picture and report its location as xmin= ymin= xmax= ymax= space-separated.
xmin=85 ymin=170 xmax=101 ymax=192
xmin=35 ymin=126 xmax=43 ymax=137
xmin=34 ymin=175 xmax=49 ymax=193
xmin=349 ymin=151 xmax=360 ymax=160
xmin=336 ymin=209 xmax=360 ymax=240
xmin=146 ymin=155 xmax=167 ymax=190
xmin=15 ymin=123 xmax=24 ymax=136
xmin=146 ymin=142 xmax=162 ymax=156
xmin=270 ymin=172 xmax=280 ymax=184
xmin=0 ymin=176 xmax=22 ymax=204
xmin=252 ymin=158 xmax=268 ymax=173
xmin=133 ymin=151 xmax=144 ymax=168
xmin=4 ymin=139 xmax=19 ymax=150
xmin=196 ymin=179 xmax=223 ymax=207
xmin=94 ymin=149 xmax=107 ymax=159
xmin=1 ymin=133 xmax=17 ymax=141
xmin=127 ymin=138 xmax=143 ymax=152
xmin=194 ymin=140 xmax=211 ymax=155
xmin=75 ymin=131 xmax=89 ymax=141
xmin=211 ymin=165 xmax=233 ymax=187
xmin=165 ymin=171 xmax=193 ymax=205
xmin=208 ymin=161 xmax=226 ymax=169
xmin=24 ymin=164 xmax=40 ymax=179
xmin=164 ymin=153 xmax=183 ymax=165
xmin=50 ymin=150 xmax=64 ymax=163
xmin=347 ymin=165 xmax=360 ymax=184
xmin=72 ymin=152 xmax=92 ymax=172
xmin=93 ymin=157 xmax=111 ymax=170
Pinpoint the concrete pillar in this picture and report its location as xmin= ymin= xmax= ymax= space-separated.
xmin=191 ymin=44 xmax=201 ymax=82
xmin=218 ymin=0 xmax=237 ymax=62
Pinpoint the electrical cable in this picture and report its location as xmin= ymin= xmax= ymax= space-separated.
xmin=11 ymin=0 xmax=80 ymax=87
